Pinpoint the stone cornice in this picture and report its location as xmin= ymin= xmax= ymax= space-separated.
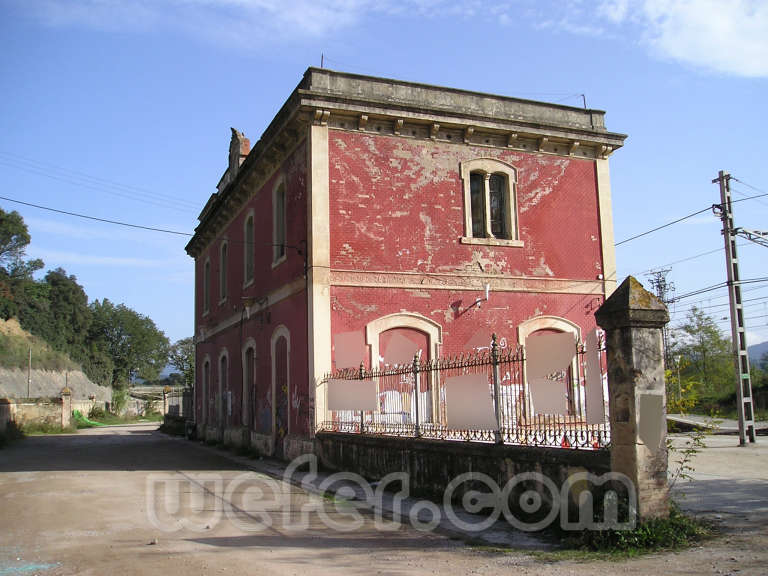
xmin=329 ymin=268 xmax=605 ymax=295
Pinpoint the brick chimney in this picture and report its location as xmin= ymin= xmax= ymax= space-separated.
xmin=228 ymin=128 xmax=250 ymax=177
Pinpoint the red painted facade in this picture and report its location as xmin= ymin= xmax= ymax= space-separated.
xmin=328 ymin=131 xmax=606 ymax=370
xmin=193 ymin=140 xmax=310 ymax=446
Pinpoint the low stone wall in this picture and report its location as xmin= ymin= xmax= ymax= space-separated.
xmin=314 ymin=432 xmax=610 ymax=501
xmin=0 ymin=396 xmax=70 ymax=431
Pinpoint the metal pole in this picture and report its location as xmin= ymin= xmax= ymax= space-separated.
xmin=675 ymin=355 xmax=681 ymax=402
xmin=491 ymin=334 xmax=502 ymax=444
xmin=27 ymin=346 xmax=31 ymax=398
xmin=359 ymin=362 xmax=365 ymax=434
xmin=412 ymin=353 xmax=421 ymax=437
xmin=714 ymin=170 xmax=756 ymax=444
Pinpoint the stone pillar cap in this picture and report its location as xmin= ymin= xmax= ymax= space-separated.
xmin=595 ymin=276 xmax=669 ymax=330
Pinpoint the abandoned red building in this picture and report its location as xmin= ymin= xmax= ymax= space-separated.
xmin=185 ymin=68 xmax=626 ymax=459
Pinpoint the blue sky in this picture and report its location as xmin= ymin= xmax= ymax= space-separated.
xmin=1 ymin=0 xmax=767 ymax=346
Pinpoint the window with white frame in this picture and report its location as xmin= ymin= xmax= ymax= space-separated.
xmin=244 ymin=212 xmax=254 ymax=285
xmin=460 ymin=158 xmax=522 ymax=246
xmin=219 ymin=241 xmax=228 ymax=303
xmin=272 ymin=181 xmax=286 ymax=265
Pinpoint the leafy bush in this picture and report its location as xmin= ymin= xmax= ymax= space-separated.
xmin=88 ymin=404 xmax=106 ymax=420
xmin=110 ymin=387 xmax=127 ymax=414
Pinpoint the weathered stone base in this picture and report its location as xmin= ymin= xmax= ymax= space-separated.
xmin=284 ymin=435 xmax=314 ymax=461
xmin=203 ymin=425 xmax=223 ymax=443
xmin=223 ymin=426 xmax=249 ymax=448
xmin=250 ymin=432 xmax=273 ymax=456
xmin=315 ymin=432 xmax=611 ymax=500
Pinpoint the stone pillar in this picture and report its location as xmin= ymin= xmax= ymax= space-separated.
xmin=595 ymin=276 xmax=670 ymax=521
xmin=61 ymin=387 xmax=72 ymax=429
xmin=163 ymin=386 xmax=170 ymax=415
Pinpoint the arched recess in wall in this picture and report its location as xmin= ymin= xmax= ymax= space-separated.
xmin=241 ymin=337 xmax=256 ymax=429
xmin=517 ymin=315 xmax=581 ymax=417
xmin=270 ymin=325 xmax=291 ymax=457
xmin=365 ymin=312 xmax=443 ymax=422
xmin=200 ymin=354 xmax=210 ymax=427
xmin=218 ymin=348 xmax=229 ymax=428
xmin=365 ymin=312 xmax=442 ymax=368
xmin=517 ymin=315 xmax=581 ymax=345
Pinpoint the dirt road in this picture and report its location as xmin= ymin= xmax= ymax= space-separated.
xmin=0 ymin=425 xmax=766 ymax=575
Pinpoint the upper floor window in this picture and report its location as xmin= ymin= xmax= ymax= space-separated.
xmin=461 ymin=158 xmax=522 ymax=247
xmin=273 ymin=181 xmax=287 ymax=265
xmin=244 ymin=212 xmax=254 ymax=285
xmin=203 ymin=258 xmax=211 ymax=314
xmin=219 ymin=241 xmax=228 ymax=303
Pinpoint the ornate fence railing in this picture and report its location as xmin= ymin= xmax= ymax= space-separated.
xmin=317 ymin=334 xmax=609 ymax=450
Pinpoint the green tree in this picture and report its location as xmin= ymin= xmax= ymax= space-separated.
xmin=0 ymin=208 xmax=43 ymax=278
xmin=88 ymin=299 xmax=169 ymax=388
xmin=671 ymin=307 xmax=734 ymax=403
xmin=44 ymin=268 xmax=92 ymax=354
xmin=168 ymin=336 xmax=195 ymax=388
xmin=0 ymin=209 xmax=43 ymax=319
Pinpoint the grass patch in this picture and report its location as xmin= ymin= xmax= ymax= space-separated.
xmin=555 ymin=504 xmax=713 ymax=559
xmin=18 ymin=419 xmax=77 ymax=435
xmin=466 ymin=503 xmax=713 ymax=561
xmin=93 ymin=412 xmax=163 ymax=425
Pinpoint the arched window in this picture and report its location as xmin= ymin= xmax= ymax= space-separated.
xmin=219 ymin=350 xmax=229 ymax=426
xmin=461 ymin=158 xmax=521 ymax=246
xmin=272 ymin=180 xmax=287 ymax=265
xmin=219 ymin=241 xmax=228 ymax=303
xmin=201 ymin=357 xmax=210 ymax=425
xmin=244 ymin=212 xmax=254 ymax=286
xmin=203 ymin=258 xmax=211 ymax=314
xmin=242 ymin=339 xmax=256 ymax=429
xmin=270 ymin=325 xmax=291 ymax=458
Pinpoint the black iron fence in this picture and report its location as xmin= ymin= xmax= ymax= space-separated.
xmin=317 ymin=334 xmax=609 ymax=450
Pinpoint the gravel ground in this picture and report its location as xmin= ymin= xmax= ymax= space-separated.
xmin=0 ymin=425 xmax=766 ymax=575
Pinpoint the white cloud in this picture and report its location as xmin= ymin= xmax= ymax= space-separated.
xmin=17 ymin=0 xmax=768 ymax=77
xmin=595 ymin=0 xmax=768 ymax=77
xmin=640 ymin=0 xmax=768 ymax=77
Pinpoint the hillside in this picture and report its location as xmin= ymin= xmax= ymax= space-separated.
xmin=0 ymin=317 xmax=79 ymax=372
xmin=748 ymin=340 xmax=768 ymax=364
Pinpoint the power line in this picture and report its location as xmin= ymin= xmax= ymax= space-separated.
xmin=670 ymin=277 xmax=768 ymax=303
xmin=0 ymin=151 xmax=200 ymax=213
xmin=671 ymin=294 xmax=768 ymax=314
xmin=0 ymin=195 xmax=306 ymax=255
xmin=615 ymin=206 xmax=713 ymax=246
xmin=0 ymin=195 xmax=193 ymax=237
xmin=615 ymin=180 xmax=768 ymax=248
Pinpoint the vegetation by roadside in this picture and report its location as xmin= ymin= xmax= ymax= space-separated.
xmin=0 ymin=420 xmax=24 ymax=447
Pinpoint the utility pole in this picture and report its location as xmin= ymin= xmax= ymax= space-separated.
xmin=647 ymin=267 xmax=674 ymax=366
xmin=27 ymin=346 xmax=32 ymax=398
xmin=713 ymin=170 xmax=756 ymax=445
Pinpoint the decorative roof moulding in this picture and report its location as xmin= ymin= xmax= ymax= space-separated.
xmin=186 ymin=67 xmax=627 ymax=257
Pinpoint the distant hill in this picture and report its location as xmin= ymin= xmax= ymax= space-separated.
xmin=749 ymin=340 xmax=768 ymax=364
